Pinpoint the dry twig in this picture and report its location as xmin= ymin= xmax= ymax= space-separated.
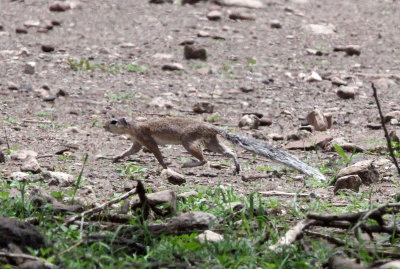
xmin=372 ymin=82 xmax=400 ymax=176
xmin=269 ymin=220 xmax=316 ymax=250
xmin=64 ymin=187 xmax=137 ymax=226
xmin=0 ymin=251 xmax=55 ymax=268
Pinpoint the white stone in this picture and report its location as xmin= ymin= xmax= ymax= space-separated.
xmin=10 ymin=150 xmax=38 ymax=161
xmin=42 ymin=171 xmax=75 ymax=187
xmin=11 ymin=172 xmax=30 ymax=182
xmin=305 ymin=23 xmax=336 ymax=35
xmin=305 ymin=71 xmax=322 ymax=82
xmin=197 ymin=230 xmax=224 ymax=243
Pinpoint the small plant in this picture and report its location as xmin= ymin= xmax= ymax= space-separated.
xmin=71 ymin=154 xmax=88 ymax=203
xmin=334 ymin=144 xmax=359 ymax=167
xmin=6 ymin=117 xmax=17 ymax=123
xmin=207 ymin=115 xmax=220 ymax=123
xmin=124 ymin=64 xmax=149 ymax=73
xmin=115 ymin=162 xmax=147 ymax=180
xmin=58 ymin=155 xmax=75 ymax=162
xmin=247 ymin=58 xmax=257 ymax=72
xmin=107 ymin=92 xmax=136 ymax=101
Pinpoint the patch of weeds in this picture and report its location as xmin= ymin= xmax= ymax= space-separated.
xmin=115 ymin=162 xmax=147 ymax=180
xmin=91 ymin=120 xmax=103 ymax=128
xmin=6 ymin=117 xmax=17 ymax=123
xmin=37 ymin=122 xmax=62 ymax=129
xmin=107 ymin=92 xmax=136 ymax=102
xmin=256 ymin=165 xmax=280 ymax=172
xmin=6 ymin=146 xmax=19 ymax=155
xmin=124 ymin=63 xmax=149 ymax=73
xmin=207 ymin=115 xmax=220 ymax=123
xmin=218 ymin=61 xmax=237 ymax=79
xmin=51 ymin=190 xmax=65 ymax=200
xmin=189 ymin=62 xmax=208 ymax=69
xmin=247 ymin=58 xmax=257 ymax=72
xmin=35 ymin=110 xmax=52 ymax=118
xmin=67 ymin=58 xmax=149 ymax=74
xmin=58 ymin=155 xmax=75 ymax=162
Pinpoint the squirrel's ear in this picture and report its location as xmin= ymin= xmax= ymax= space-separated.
xmin=119 ymin=118 xmax=128 ymax=126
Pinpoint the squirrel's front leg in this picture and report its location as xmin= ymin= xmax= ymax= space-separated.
xmin=112 ymin=142 xmax=142 ymax=163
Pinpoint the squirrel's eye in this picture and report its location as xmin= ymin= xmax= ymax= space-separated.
xmin=110 ymin=120 xmax=117 ymax=125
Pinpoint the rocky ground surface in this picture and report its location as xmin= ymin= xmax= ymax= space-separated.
xmin=0 ymin=0 xmax=399 ymax=207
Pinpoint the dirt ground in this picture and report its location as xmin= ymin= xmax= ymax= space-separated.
xmin=0 ymin=0 xmax=399 ymax=206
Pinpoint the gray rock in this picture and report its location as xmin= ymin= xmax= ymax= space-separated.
xmin=16 ymin=28 xmax=28 ymax=34
xmin=197 ymin=230 xmax=224 ymax=243
xmin=178 ymin=191 xmax=198 ymax=200
xmin=373 ymin=78 xmax=396 ymax=90
xmin=162 ymin=63 xmax=184 ymax=71
xmin=333 ymin=45 xmax=361 ymax=56
xmin=0 ymin=151 xmax=5 ymax=163
xmin=337 ymin=160 xmax=379 ymax=185
xmin=238 ymin=114 xmax=260 ymax=129
xmin=305 ymin=23 xmax=336 ymax=35
xmin=193 ymin=102 xmax=214 ymax=114
xmin=21 ymin=158 xmax=41 ymax=174
xmin=182 ymin=0 xmax=207 ymax=4
xmin=337 ymin=86 xmax=356 ymax=99
xmin=0 ymin=217 xmax=46 ymax=252
xmin=229 ymin=11 xmax=255 ymax=21
xmin=131 ymin=190 xmax=177 ymax=215
xmin=10 ymin=150 xmax=38 ymax=161
xmin=270 ymin=20 xmax=282 ymax=29
xmin=23 ymin=20 xmax=40 ymax=28
xmin=306 ymin=109 xmax=329 ymax=131
xmin=384 ymin=111 xmax=400 ymax=123
xmin=213 ymin=0 xmax=264 ymax=9
xmin=366 ymin=123 xmax=381 ymax=130
xmin=7 ymin=81 xmax=19 ymax=91
xmin=49 ymin=2 xmax=71 ymax=12
xmin=305 ymin=71 xmax=322 ymax=82
xmin=328 ymin=137 xmax=365 ymax=152
xmin=184 ymin=45 xmax=207 ymax=61
xmin=11 ymin=172 xmax=31 ymax=182
xmin=207 ymin=10 xmax=222 ymax=21
xmin=331 ymin=76 xmax=348 ymax=86
xmin=41 ymin=45 xmax=55 ymax=52
xmin=24 ymin=62 xmax=36 ymax=75
xmin=149 ymin=97 xmax=174 ymax=109
xmin=334 ymin=175 xmax=362 ymax=194
xmin=41 ymin=171 xmax=75 ymax=187
xmin=149 ymin=211 xmax=216 ymax=235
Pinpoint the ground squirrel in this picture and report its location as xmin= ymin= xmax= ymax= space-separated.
xmin=103 ymin=117 xmax=326 ymax=181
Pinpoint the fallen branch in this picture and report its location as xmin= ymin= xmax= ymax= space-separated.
xmin=304 ymin=231 xmax=346 ymax=247
xmin=0 ymin=251 xmax=55 ymax=269
xmin=269 ymin=220 xmax=316 ymax=250
xmin=351 ymin=202 xmax=389 ymax=239
xmin=372 ymin=82 xmax=400 ymax=176
xmin=64 ymin=187 xmax=137 ymax=226
xmin=259 ymin=191 xmax=309 ymax=197
xmin=22 ymin=119 xmax=52 ymax=124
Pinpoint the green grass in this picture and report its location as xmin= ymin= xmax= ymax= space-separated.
xmin=67 ymin=59 xmax=149 ymax=74
xmin=107 ymin=92 xmax=136 ymax=101
xmin=0 ymin=165 xmax=398 ymax=268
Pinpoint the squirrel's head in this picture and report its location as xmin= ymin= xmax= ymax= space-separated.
xmin=104 ymin=118 xmax=129 ymax=134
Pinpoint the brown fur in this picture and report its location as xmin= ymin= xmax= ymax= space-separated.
xmin=104 ymin=117 xmax=240 ymax=173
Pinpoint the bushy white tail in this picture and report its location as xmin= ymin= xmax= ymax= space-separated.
xmin=219 ymin=131 xmax=326 ymax=182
